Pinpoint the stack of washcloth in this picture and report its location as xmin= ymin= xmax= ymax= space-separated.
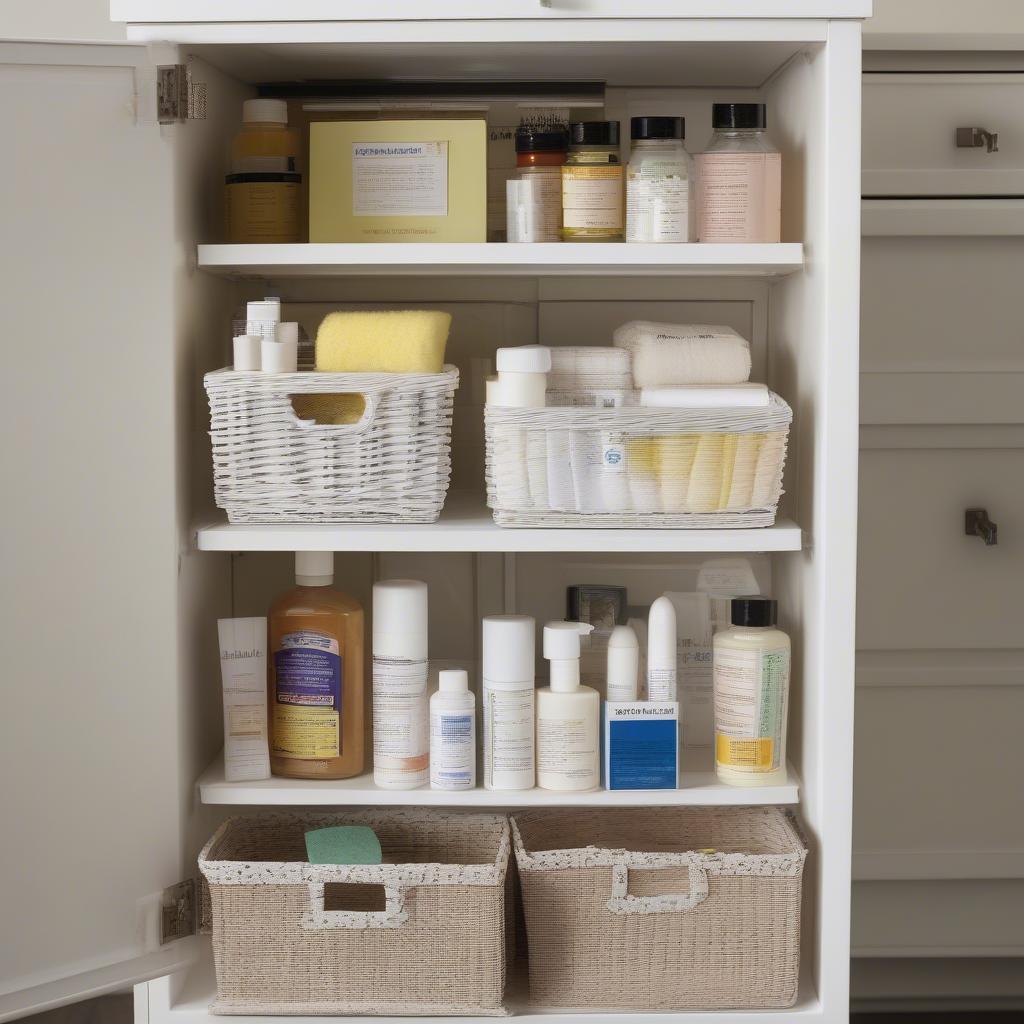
xmin=546 ymin=346 xmax=633 ymax=409
xmin=293 ymin=309 xmax=451 ymax=424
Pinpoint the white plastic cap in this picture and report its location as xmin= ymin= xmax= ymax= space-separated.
xmin=296 ymin=551 xmax=333 ymax=586
xmin=496 ymin=345 xmax=552 ymax=374
xmin=482 ymin=615 xmax=535 ymax=686
xmin=543 ymin=621 xmax=595 ymax=660
xmin=373 ymin=579 xmax=428 ymax=659
xmin=606 ymin=625 xmax=640 ymax=702
xmin=243 ymin=98 xmax=288 ymax=124
xmin=276 ymin=321 xmax=299 ymax=345
xmin=438 ymin=669 xmax=469 ymax=694
xmin=609 ymin=624 xmax=639 ymax=651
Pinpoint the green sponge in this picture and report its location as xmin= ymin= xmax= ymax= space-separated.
xmin=305 ymin=825 xmax=383 ymax=865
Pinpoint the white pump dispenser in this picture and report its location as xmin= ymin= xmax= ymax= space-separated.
xmin=536 ymin=621 xmax=600 ymax=791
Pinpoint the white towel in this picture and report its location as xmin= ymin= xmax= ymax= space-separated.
xmin=639 ymin=384 xmax=769 ymax=408
xmin=613 ymin=321 xmax=752 ymax=387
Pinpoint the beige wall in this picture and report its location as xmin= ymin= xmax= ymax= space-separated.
xmin=0 ymin=0 xmax=124 ymax=40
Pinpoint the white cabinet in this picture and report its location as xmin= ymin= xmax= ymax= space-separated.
xmin=1 ymin=7 xmax=864 ymax=1024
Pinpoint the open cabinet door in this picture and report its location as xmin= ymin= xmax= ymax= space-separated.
xmin=0 ymin=40 xmax=233 ymax=1021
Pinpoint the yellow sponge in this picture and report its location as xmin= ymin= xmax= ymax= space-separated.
xmin=315 ymin=310 xmax=451 ymax=374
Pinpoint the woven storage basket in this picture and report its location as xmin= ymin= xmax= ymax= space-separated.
xmin=205 ymin=366 xmax=459 ymax=523
xmin=511 ymin=806 xmax=807 ymax=1011
xmin=199 ymin=810 xmax=510 ymax=1016
xmin=485 ymin=394 xmax=791 ymax=528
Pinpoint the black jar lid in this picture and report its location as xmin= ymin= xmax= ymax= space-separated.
xmin=515 ymin=125 xmax=569 ymax=153
xmin=226 ymin=172 xmax=302 ymax=184
xmin=731 ymin=597 xmax=777 ymax=628
xmin=569 ymin=120 xmax=620 ymax=146
xmin=631 ymin=116 xmax=685 ymax=141
xmin=712 ymin=103 xmax=767 ymax=131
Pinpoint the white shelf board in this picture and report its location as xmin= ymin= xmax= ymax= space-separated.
xmin=196 ymin=242 xmax=804 ymax=279
xmin=150 ymin=941 xmax=822 ymax=1024
xmin=196 ymin=496 xmax=803 ymax=553
xmin=198 ymin=749 xmax=800 ymax=806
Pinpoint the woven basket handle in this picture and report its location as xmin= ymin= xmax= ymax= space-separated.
xmin=289 ymin=393 xmax=378 ymax=435
xmin=301 ymin=882 xmax=410 ymax=930
xmin=606 ymin=860 xmax=709 ymax=915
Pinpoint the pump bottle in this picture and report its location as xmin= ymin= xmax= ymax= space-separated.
xmin=536 ymin=621 xmax=600 ymax=791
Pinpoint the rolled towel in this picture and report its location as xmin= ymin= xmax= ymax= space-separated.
xmin=315 ymin=309 xmax=451 ymax=373
xmin=613 ymin=320 xmax=751 ymax=387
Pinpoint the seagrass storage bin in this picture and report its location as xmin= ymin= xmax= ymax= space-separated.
xmin=205 ymin=366 xmax=459 ymax=523
xmin=485 ymin=394 xmax=791 ymax=528
xmin=511 ymin=806 xmax=807 ymax=1011
xmin=198 ymin=810 xmax=510 ymax=1016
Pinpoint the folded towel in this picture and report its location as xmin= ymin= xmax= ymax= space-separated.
xmin=315 ymin=310 xmax=451 ymax=374
xmin=639 ymin=383 xmax=769 ymax=408
xmin=613 ymin=320 xmax=751 ymax=387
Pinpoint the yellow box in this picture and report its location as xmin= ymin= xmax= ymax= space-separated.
xmin=309 ymin=119 xmax=487 ymax=243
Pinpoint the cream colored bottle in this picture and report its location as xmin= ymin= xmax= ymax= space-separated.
xmin=269 ymin=551 xmax=365 ymax=780
xmin=713 ymin=597 xmax=789 ymax=787
xmin=536 ymin=621 xmax=600 ymax=791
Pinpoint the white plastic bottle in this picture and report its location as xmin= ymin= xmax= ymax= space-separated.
xmin=606 ymin=624 xmax=639 ymax=702
xmin=537 ymin=621 xmax=600 ymax=792
xmin=493 ymin=345 xmax=552 ymax=408
xmin=372 ymin=579 xmax=429 ymax=790
xmin=481 ymin=615 xmax=536 ymax=790
xmin=647 ymin=595 xmax=678 ymax=700
xmin=430 ymin=669 xmax=476 ymax=791
xmin=713 ymin=597 xmax=790 ymax=787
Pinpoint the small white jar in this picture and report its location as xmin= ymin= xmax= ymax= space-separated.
xmin=492 ymin=345 xmax=552 ymax=408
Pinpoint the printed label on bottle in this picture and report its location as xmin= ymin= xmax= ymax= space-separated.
xmin=372 ymin=656 xmax=429 ymax=785
xmin=647 ymin=666 xmax=678 ymax=701
xmin=696 ymin=151 xmax=781 ymax=243
xmin=273 ymin=631 xmax=342 ymax=759
xmin=714 ymin=645 xmax=789 ymax=772
xmin=537 ymin=716 xmax=597 ymax=784
xmin=518 ymin=166 xmax=563 ymax=242
xmin=430 ymin=710 xmax=475 ymax=790
xmin=483 ymin=685 xmax=535 ymax=789
xmin=562 ymin=165 xmax=624 ymax=232
xmin=626 ymin=162 xmax=690 ymax=243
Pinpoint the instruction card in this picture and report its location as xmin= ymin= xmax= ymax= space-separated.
xmin=352 ymin=141 xmax=449 ymax=217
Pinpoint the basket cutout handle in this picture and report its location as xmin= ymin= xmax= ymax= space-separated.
xmin=301 ymin=881 xmax=409 ymax=930
xmin=607 ymin=860 xmax=709 ymax=915
xmin=288 ymin=392 xmax=377 ymax=435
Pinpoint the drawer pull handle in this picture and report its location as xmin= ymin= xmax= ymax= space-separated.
xmin=956 ymin=126 xmax=1000 ymax=153
xmin=965 ymin=507 xmax=998 ymax=546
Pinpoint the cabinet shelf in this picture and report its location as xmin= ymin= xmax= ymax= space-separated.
xmin=196 ymin=243 xmax=804 ymax=279
xmin=196 ymin=496 xmax=804 ymax=553
xmin=198 ymin=750 xmax=800 ymax=807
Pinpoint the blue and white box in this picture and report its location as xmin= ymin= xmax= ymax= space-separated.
xmin=604 ymin=701 xmax=679 ymax=790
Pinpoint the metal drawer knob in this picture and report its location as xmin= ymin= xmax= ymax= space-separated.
xmin=965 ymin=508 xmax=998 ymax=546
xmin=956 ymin=126 xmax=999 ymax=153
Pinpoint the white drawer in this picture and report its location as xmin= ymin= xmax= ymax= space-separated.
xmin=858 ymin=448 xmax=1024 ymax=650
xmin=863 ymin=74 xmax=1024 ymax=196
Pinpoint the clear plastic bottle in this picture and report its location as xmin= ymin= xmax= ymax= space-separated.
xmin=561 ymin=121 xmax=623 ymax=242
xmin=269 ymin=552 xmax=364 ymax=780
xmin=713 ymin=597 xmax=790 ymax=787
xmin=626 ymin=116 xmax=694 ymax=243
xmin=696 ymin=103 xmax=781 ymax=243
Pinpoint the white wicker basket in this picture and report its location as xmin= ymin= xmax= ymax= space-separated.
xmin=485 ymin=393 xmax=792 ymax=528
xmin=205 ymin=366 xmax=459 ymax=523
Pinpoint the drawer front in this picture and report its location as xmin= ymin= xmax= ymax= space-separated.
xmin=863 ymin=74 xmax=1024 ymax=196
xmin=858 ymin=448 xmax=1024 ymax=650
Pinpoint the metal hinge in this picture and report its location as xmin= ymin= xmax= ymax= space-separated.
xmin=157 ymin=64 xmax=207 ymax=124
xmin=160 ymin=878 xmax=198 ymax=944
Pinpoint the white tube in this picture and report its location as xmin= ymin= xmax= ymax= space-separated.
xmin=482 ymin=615 xmax=536 ymax=791
xmin=217 ymin=617 xmax=271 ymax=782
xmin=372 ymin=580 xmax=429 ymax=790
xmin=233 ymin=334 xmax=262 ymax=371
xmin=647 ymin=596 xmax=678 ymax=701
xmin=606 ymin=625 xmax=640 ymax=702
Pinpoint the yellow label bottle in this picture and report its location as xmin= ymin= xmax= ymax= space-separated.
xmin=561 ymin=121 xmax=624 ymax=242
xmin=713 ymin=597 xmax=790 ymax=787
xmin=269 ymin=551 xmax=364 ymax=780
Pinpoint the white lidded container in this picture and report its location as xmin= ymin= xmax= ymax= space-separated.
xmin=537 ymin=621 xmax=600 ymax=792
xmin=481 ymin=615 xmax=536 ymax=791
xmin=492 ymin=345 xmax=552 ymax=408
xmin=429 ymin=669 xmax=476 ymax=791
xmin=713 ymin=597 xmax=790 ymax=787
xmin=372 ymin=579 xmax=429 ymax=790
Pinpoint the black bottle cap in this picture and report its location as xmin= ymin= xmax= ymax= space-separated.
xmin=569 ymin=120 xmax=620 ymax=146
xmin=712 ymin=103 xmax=767 ymax=131
xmin=731 ymin=597 xmax=777 ymax=628
xmin=515 ymin=125 xmax=569 ymax=153
xmin=631 ymin=116 xmax=685 ymax=141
